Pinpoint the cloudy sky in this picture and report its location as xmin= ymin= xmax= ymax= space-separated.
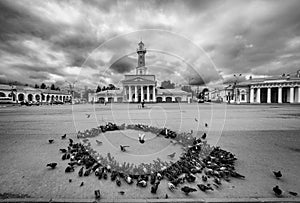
xmin=1 ymin=0 xmax=300 ymax=89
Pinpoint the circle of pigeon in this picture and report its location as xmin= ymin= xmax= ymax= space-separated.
xmin=48 ymin=122 xmax=248 ymax=199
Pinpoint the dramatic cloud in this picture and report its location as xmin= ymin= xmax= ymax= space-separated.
xmin=0 ymin=0 xmax=300 ymax=88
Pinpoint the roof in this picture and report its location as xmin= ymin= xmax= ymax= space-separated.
xmin=94 ymin=89 xmax=123 ymax=96
xmin=0 ymin=84 xmax=12 ymax=91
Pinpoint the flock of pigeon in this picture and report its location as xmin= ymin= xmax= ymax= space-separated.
xmin=46 ymin=121 xmax=298 ymax=199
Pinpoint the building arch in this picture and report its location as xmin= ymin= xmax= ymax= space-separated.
xmin=46 ymin=95 xmax=50 ymax=102
xmin=98 ymin=97 xmax=105 ymax=103
xmin=35 ymin=94 xmax=40 ymax=101
xmin=18 ymin=93 xmax=25 ymax=101
xmin=8 ymin=93 xmax=16 ymax=101
xmin=175 ymin=97 xmax=182 ymax=102
xmin=28 ymin=94 xmax=33 ymax=101
xmin=59 ymin=95 xmax=62 ymax=101
xmin=41 ymin=94 xmax=45 ymax=101
xmin=0 ymin=92 xmax=6 ymax=97
xmin=166 ymin=97 xmax=172 ymax=103
xmin=117 ymin=97 xmax=123 ymax=103
xmin=156 ymin=97 xmax=163 ymax=102
xmin=51 ymin=95 xmax=55 ymax=101
xmin=108 ymin=97 xmax=114 ymax=103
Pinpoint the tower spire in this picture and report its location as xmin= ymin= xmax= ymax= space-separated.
xmin=136 ymin=41 xmax=147 ymax=75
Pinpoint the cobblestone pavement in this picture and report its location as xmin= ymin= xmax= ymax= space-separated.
xmin=0 ymin=103 xmax=299 ymax=200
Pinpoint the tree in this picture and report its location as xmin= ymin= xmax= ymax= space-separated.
xmin=161 ymin=80 xmax=175 ymax=89
xmin=34 ymin=84 xmax=39 ymax=88
xmin=40 ymin=83 xmax=46 ymax=89
xmin=108 ymin=84 xmax=116 ymax=90
xmin=96 ymin=85 xmax=101 ymax=92
xmin=101 ymin=86 xmax=106 ymax=91
xmin=181 ymin=85 xmax=192 ymax=92
xmin=50 ymin=84 xmax=56 ymax=90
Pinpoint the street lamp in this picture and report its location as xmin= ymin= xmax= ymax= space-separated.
xmin=188 ymin=77 xmax=194 ymax=102
xmin=233 ymin=74 xmax=242 ymax=104
xmin=65 ymin=80 xmax=77 ymax=104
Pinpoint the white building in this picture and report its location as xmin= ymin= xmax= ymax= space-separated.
xmin=89 ymin=41 xmax=192 ymax=103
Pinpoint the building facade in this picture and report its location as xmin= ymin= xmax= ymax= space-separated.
xmin=89 ymin=41 xmax=192 ymax=103
xmin=210 ymin=71 xmax=300 ymax=104
xmin=0 ymin=84 xmax=71 ymax=104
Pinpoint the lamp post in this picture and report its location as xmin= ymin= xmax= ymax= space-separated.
xmin=65 ymin=80 xmax=77 ymax=104
xmin=188 ymin=77 xmax=194 ymax=102
xmin=233 ymin=74 xmax=242 ymax=104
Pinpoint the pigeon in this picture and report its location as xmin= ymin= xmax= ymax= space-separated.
xmin=201 ymin=133 xmax=207 ymax=139
xmin=138 ymin=133 xmax=145 ymax=144
xmin=168 ymin=182 xmax=177 ymax=191
xmin=59 ymin=149 xmax=67 ymax=153
xmin=84 ymin=168 xmax=92 ymax=176
xmin=151 ymin=181 xmax=160 ymax=194
xmin=181 ymin=186 xmax=197 ymax=195
xmin=195 ymin=118 xmax=198 ymax=122
xmin=61 ymin=134 xmax=66 ymax=139
xmin=202 ymin=175 xmax=208 ymax=182
xmin=273 ymin=171 xmax=282 ymax=179
xmin=186 ymin=173 xmax=196 ymax=183
xmin=48 ymin=139 xmax=54 ymax=144
xmin=167 ymin=152 xmax=176 ymax=159
xmin=94 ymin=190 xmax=101 ymax=199
xmin=205 ymin=123 xmax=208 ymax=127
xmin=69 ymin=179 xmax=72 ymax=183
xmin=197 ymin=184 xmax=214 ymax=192
xmin=288 ymin=191 xmax=298 ymax=196
xmin=116 ymin=177 xmax=121 ymax=186
xmin=78 ymin=167 xmax=84 ymax=177
xmin=86 ymin=113 xmax=91 ymax=118
xmin=96 ymin=140 xmax=103 ymax=145
xmin=120 ymin=145 xmax=130 ymax=152
xmin=214 ymin=177 xmax=221 ymax=185
xmin=230 ymin=171 xmax=245 ymax=179
xmin=165 ymin=194 xmax=168 ymax=199
xmin=118 ymin=191 xmax=125 ymax=195
xmin=273 ymin=185 xmax=282 ymax=197
xmin=62 ymin=154 xmax=67 ymax=160
xmin=125 ymin=175 xmax=133 ymax=184
xmin=80 ymin=182 xmax=84 ymax=187
xmin=65 ymin=166 xmax=74 ymax=173
xmin=136 ymin=180 xmax=147 ymax=187
xmin=46 ymin=163 xmax=57 ymax=169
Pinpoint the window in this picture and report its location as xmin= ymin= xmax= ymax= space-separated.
xmin=241 ymin=94 xmax=245 ymax=101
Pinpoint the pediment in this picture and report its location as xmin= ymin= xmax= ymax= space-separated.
xmin=122 ymin=76 xmax=155 ymax=84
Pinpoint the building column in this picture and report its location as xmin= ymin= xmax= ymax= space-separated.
xmin=128 ymin=86 xmax=132 ymax=102
xmin=298 ymin=87 xmax=300 ymax=103
xmin=250 ymin=88 xmax=254 ymax=103
xmin=256 ymin=88 xmax=261 ymax=103
xmin=146 ymin=86 xmax=150 ymax=102
xmin=124 ymin=86 xmax=127 ymax=101
xmin=134 ymin=85 xmax=138 ymax=102
xmin=278 ymin=87 xmax=282 ymax=103
xmin=152 ymin=85 xmax=156 ymax=102
xmin=267 ymin=87 xmax=271 ymax=103
xmin=141 ymin=86 xmax=144 ymax=102
xmin=290 ymin=87 xmax=294 ymax=103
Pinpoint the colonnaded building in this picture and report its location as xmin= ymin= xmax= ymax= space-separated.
xmin=0 ymin=84 xmax=71 ymax=104
xmin=210 ymin=71 xmax=300 ymax=104
xmin=89 ymin=41 xmax=192 ymax=103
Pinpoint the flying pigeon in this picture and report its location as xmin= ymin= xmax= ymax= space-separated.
xmin=167 ymin=152 xmax=176 ymax=159
xmin=205 ymin=123 xmax=208 ymax=127
xmin=94 ymin=190 xmax=101 ymax=199
xmin=120 ymin=145 xmax=130 ymax=152
xmin=48 ymin=139 xmax=54 ymax=144
xmin=118 ymin=191 xmax=125 ymax=195
xmin=181 ymin=186 xmax=197 ymax=195
xmin=195 ymin=118 xmax=198 ymax=122
xmin=80 ymin=182 xmax=84 ymax=187
xmin=273 ymin=185 xmax=283 ymax=197
xmin=96 ymin=140 xmax=103 ymax=145
xmin=273 ymin=170 xmax=282 ymax=179
xmin=46 ymin=163 xmax=57 ymax=169
xmin=289 ymin=191 xmax=298 ymax=196
xmin=201 ymin=133 xmax=207 ymax=139
xmin=61 ymin=134 xmax=66 ymax=139
xmin=168 ymin=182 xmax=177 ymax=191
xmin=138 ymin=133 xmax=145 ymax=144
xmin=86 ymin=113 xmax=91 ymax=118
xmin=69 ymin=179 xmax=72 ymax=183
xmin=197 ymin=184 xmax=214 ymax=192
